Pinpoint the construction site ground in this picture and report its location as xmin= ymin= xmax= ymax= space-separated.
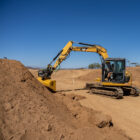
xmin=49 ymin=68 xmax=140 ymax=140
xmin=30 ymin=67 xmax=140 ymax=140
xmin=0 ymin=59 xmax=140 ymax=140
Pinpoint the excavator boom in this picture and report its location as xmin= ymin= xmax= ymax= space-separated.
xmin=72 ymin=46 xmax=108 ymax=60
xmin=53 ymin=41 xmax=108 ymax=69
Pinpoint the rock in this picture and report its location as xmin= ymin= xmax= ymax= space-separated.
xmin=47 ymin=124 xmax=52 ymax=131
xmin=3 ymin=103 xmax=12 ymax=111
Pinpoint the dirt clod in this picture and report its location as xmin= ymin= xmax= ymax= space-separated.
xmin=3 ymin=103 xmax=12 ymax=111
xmin=47 ymin=124 xmax=52 ymax=131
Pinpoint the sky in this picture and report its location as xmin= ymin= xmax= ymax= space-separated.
xmin=0 ymin=0 xmax=140 ymax=68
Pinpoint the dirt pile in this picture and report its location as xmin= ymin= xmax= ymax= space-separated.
xmin=76 ymin=69 xmax=101 ymax=82
xmin=0 ymin=59 xmax=130 ymax=140
xmin=127 ymin=67 xmax=140 ymax=87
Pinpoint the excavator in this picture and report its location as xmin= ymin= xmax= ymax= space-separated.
xmin=38 ymin=41 xmax=139 ymax=99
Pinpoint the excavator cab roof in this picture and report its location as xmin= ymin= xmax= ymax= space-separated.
xmin=105 ymin=58 xmax=125 ymax=61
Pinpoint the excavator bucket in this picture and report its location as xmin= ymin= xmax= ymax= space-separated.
xmin=37 ymin=77 xmax=56 ymax=92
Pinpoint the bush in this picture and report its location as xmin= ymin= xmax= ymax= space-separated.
xmin=88 ymin=63 xmax=101 ymax=69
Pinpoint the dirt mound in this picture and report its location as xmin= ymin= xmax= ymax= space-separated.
xmin=127 ymin=67 xmax=140 ymax=87
xmin=0 ymin=59 xmax=130 ymax=140
xmin=76 ymin=69 xmax=101 ymax=82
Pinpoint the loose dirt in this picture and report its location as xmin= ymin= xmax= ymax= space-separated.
xmin=0 ymin=59 xmax=130 ymax=140
xmin=49 ymin=68 xmax=140 ymax=140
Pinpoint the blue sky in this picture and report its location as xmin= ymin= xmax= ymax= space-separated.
xmin=0 ymin=0 xmax=140 ymax=68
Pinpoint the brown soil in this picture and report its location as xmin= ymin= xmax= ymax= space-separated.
xmin=48 ymin=68 xmax=140 ymax=140
xmin=0 ymin=59 xmax=130 ymax=140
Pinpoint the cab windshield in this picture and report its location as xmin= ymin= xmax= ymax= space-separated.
xmin=103 ymin=60 xmax=125 ymax=83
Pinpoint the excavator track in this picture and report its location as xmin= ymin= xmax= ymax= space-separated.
xmin=131 ymin=87 xmax=140 ymax=96
xmin=86 ymin=83 xmax=140 ymax=99
xmin=86 ymin=83 xmax=124 ymax=99
xmin=121 ymin=86 xmax=140 ymax=96
xmin=114 ymin=87 xmax=124 ymax=99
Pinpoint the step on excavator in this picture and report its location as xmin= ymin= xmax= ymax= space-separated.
xmin=38 ymin=41 xmax=140 ymax=99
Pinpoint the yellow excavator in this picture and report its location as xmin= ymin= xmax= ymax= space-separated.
xmin=38 ymin=41 xmax=139 ymax=99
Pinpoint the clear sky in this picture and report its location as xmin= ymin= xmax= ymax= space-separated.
xmin=0 ymin=0 xmax=140 ymax=68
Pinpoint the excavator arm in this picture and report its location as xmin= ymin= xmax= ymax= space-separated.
xmin=38 ymin=41 xmax=108 ymax=91
xmin=53 ymin=41 xmax=108 ymax=68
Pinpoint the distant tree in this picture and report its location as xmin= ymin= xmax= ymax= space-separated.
xmin=88 ymin=63 xmax=101 ymax=69
xmin=88 ymin=64 xmax=94 ymax=69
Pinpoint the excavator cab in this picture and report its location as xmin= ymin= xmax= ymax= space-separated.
xmin=102 ymin=58 xmax=126 ymax=83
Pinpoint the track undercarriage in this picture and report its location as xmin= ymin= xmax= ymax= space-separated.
xmin=86 ymin=83 xmax=140 ymax=99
